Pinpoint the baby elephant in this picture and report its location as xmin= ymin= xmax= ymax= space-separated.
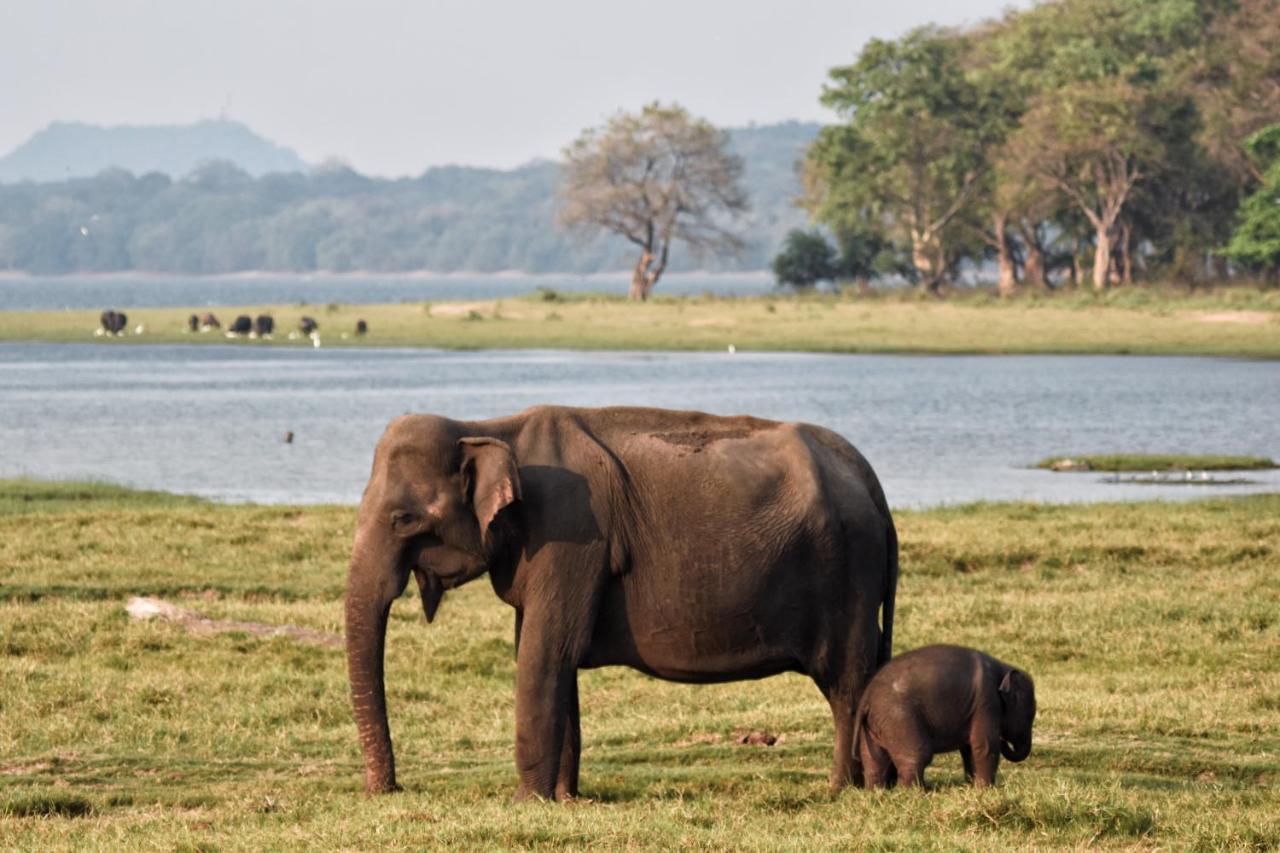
xmin=855 ymin=645 xmax=1035 ymax=788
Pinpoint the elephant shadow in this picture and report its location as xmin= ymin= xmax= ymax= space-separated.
xmin=517 ymin=465 xmax=604 ymax=559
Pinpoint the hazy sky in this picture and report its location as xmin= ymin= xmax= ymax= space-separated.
xmin=2 ymin=0 xmax=1029 ymax=176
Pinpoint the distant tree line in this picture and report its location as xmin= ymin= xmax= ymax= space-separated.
xmin=787 ymin=0 xmax=1280 ymax=292
xmin=0 ymin=125 xmax=814 ymax=276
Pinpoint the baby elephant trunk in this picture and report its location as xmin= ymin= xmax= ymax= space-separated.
xmin=1001 ymin=735 xmax=1032 ymax=763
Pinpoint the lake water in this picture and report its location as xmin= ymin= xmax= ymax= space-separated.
xmin=1 ymin=343 xmax=1276 ymax=507
xmin=0 ymin=273 xmax=776 ymax=311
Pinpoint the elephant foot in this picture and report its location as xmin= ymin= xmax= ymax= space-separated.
xmin=511 ymin=785 xmax=553 ymax=803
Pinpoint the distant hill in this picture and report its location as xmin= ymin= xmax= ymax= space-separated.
xmin=0 ymin=120 xmax=309 ymax=183
xmin=0 ymin=121 xmax=819 ymax=274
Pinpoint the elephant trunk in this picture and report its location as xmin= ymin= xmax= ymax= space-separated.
xmin=345 ymin=540 xmax=406 ymax=794
xmin=1001 ymin=735 xmax=1031 ymax=763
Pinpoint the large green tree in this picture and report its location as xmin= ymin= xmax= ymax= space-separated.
xmin=805 ymin=27 xmax=1001 ymax=293
xmin=771 ymin=230 xmax=837 ymax=289
xmin=1222 ymin=125 xmax=1280 ymax=280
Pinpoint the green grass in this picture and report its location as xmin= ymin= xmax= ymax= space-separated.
xmin=1037 ymin=454 xmax=1278 ymax=472
xmin=1 ymin=285 xmax=1279 ymax=357
xmin=1 ymin=479 xmax=1277 ymax=848
xmin=0 ymin=477 xmax=204 ymax=515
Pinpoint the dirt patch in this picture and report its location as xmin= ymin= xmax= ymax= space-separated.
xmin=735 ymin=730 xmax=780 ymax=746
xmin=675 ymin=730 xmax=784 ymax=747
xmin=650 ymin=428 xmax=753 ymax=453
xmin=126 ymin=596 xmax=342 ymax=649
xmin=0 ymin=761 xmax=53 ymax=776
xmin=1193 ymin=311 xmax=1272 ymax=325
xmin=429 ymin=301 xmax=492 ymax=318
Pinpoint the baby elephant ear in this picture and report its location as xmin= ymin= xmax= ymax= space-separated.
xmin=458 ymin=437 xmax=522 ymax=547
xmin=999 ymin=669 xmax=1020 ymax=694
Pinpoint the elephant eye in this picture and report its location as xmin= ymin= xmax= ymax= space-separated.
xmin=390 ymin=511 xmax=417 ymax=530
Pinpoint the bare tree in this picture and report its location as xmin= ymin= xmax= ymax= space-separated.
xmin=559 ymin=103 xmax=749 ymax=300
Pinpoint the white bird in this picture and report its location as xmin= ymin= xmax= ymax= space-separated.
xmin=134 ymin=324 xmax=145 ymax=335
xmin=311 ymin=333 xmax=321 ymax=349
xmin=727 ymin=344 xmax=737 ymax=354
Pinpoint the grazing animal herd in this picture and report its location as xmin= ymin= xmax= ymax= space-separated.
xmin=98 ymin=309 xmax=369 ymax=341
xmin=345 ymin=405 xmax=1036 ymax=800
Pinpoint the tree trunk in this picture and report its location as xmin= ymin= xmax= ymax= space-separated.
xmin=1023 ymin=244 xmax=1047 ymax=290
xmin=630 ymin=250 xmax=654 ymax=301
xmin=912 ymin=232 xmax=946 ymax=295
xmin=629 ymin=242 xmax=669 ymax=301
xmin=1070 ymin=238 xmax=1084 ymax=290
xmin=1017 ymin=219 xmax=1048 ymax=290
xmin=1092 ymin=227 xmax=1112 ymax=292
xmin=1120 ymin=221 xmax=1133 ymax=284
xmin=994 ymin=213 xmax=1016 ymax=297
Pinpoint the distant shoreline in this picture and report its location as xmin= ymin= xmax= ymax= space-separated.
xmin=0 ymin=269 xmax=775 ymax=282
xmin=2 ymin=292 xmax=1277 ymax=359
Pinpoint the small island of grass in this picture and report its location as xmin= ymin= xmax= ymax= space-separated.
xmin=1037 ymin=453 xmax=1277 ymax=472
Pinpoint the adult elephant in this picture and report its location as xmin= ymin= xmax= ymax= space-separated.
xmin=346 ymin=406 xmax=898 ymax=799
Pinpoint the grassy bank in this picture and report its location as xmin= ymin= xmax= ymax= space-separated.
xmin=1038 ymin=454 xmax=1278 ymax=472
xmin=1 ymin=480 xmax=1277 ymax=848
xmin=1 ymin=287 xmax=1279 ymax=357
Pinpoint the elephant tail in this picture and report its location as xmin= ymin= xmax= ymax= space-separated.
xmin=851 ymin=697 xmax=871 ymax=773
xmin=878 ymin=520 xmax=898 ymax=668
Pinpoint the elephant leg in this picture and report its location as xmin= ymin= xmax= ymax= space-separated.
xmin=860 ymin=730 xmax=893 ymax=789
xmin=555 ymin=674 xmax=581 ymax=800
xmin=823 ymin=688 xmax=858 ymax=793
xmin=892 ymin=753 xmax=927 ymax=789
xmin=968 ymin=739 xmax=999 ymax=788
xmin=512 ymin=630 xmax=569 ymax=801
xmin=960 ymin=744 xmax=976 ymax=783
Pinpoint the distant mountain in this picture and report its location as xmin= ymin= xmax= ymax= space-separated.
xmin=0 ymin=119 xmax=309 ymax=183
xmin=0 ymin=121 xmax=820 ymax=274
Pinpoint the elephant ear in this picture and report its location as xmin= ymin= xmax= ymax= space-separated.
xmin=999 ymin=669 xmax=1031 ymax=703
xmin=999 ymin=670 xmax=1016 ymax=694
xmin=458 ymin=436 xmax=522 ymax=549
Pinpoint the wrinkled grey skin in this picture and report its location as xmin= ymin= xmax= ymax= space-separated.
xmin=854 ymin=644 xmax=1036 ymax=788
xmin=345 ymin=406 xmax=898 ymax=800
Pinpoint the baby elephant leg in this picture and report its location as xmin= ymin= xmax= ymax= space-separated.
xmin=859 ymin=731 xmax=894 ymax=789
xmin=891 ymin=752 xmax=929 ymax=788
xmin=967 ymin=740 xmax=1000 ymax=787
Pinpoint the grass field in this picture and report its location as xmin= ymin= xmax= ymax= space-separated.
xmin=1037 ymin=454 xmax=1278 ymax=472
xmin=1 ymin=480 xmax=1277 ymax=848
xmin=2 ymin=286 xmax=1279 ymax=357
